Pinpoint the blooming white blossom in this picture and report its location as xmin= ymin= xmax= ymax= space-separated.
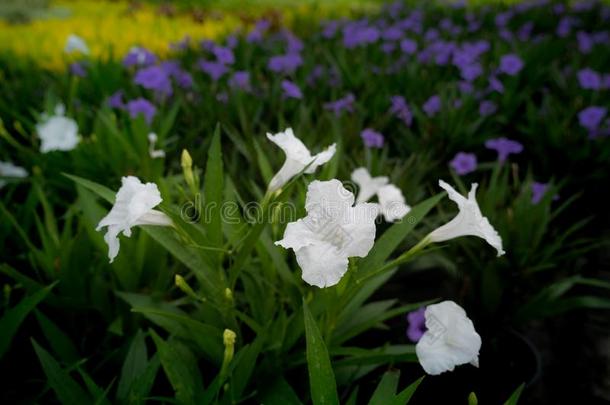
xmin=351 ymin=167 xmax=410 ymax=222
xmin=266 ymin=128 xmax=336 ymax=193
xmin=0 ymin=161 xmax=28 ymax=188
xmin=428 ymin=180 xmax=504 ymax=256
xmin=64 ymin=34 xmax=90 ymax=55
xmin=415 ymin=301 xmax=482 ymax=375
xmin=36 ymin=104 xmax=80 ymax=153
xmin=147 ymin=133 xmax=166 ymax=159
xmin=96 ymin=176 xmax=172 ymax=263
xmin=351 ymin=167 xmax=388 ymax=204
xmin=275 ymin=179 xmax=377 ymax=288
xmin=376 ymin=184 xmax=411 ymax=222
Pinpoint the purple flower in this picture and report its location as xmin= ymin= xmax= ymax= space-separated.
xmin=69 ymin=62 xmax=87 ymax=77
xmin=423 ymin=95 xmax=441 ymax=117
xmin=578 ymin=106 xmax=607 ymax=130
xmin=390 ymin=95 xmax=412 ymax=126
xmin=122 ymin=47 xmax=157 ymax=67
xmin=283 ymin=30 xmax=304 ymax=54
xmin=495 ymin=11 xmax=513 ymax=27
xmin=247 ymin=19 xmax=269 ymax=43
xmin=450 ymin=152 xmax=477 ymax=175
xmin=577 ymin=68 xmax=602 ymax=90
xmin=342 ymin=23 xmax=380 ymax=48
xmin=324 ymin=93 xmax=355 ymax=116
xmin=107 ymin=90 xmax=125 ymax=109
xmin=577 ymin=31 xmax=593 ymax=53
xmin=485 ymin=137 xmax=524 ymax=162
xmin=382 ymin=42 xmax=396 ymax=54
xmin=479 ymin=100 xmax=497 ymax=117
xmin=281 ymin=80 xmax=303 ymax=99
xmin=212 ymin=45 xmax=235 ymax=65
xmin=382 ymin=25 xmax=403 ymax=41
xmin=499 ymin=54 xmax=524 ymax=76
xmin=460 ymin=63 xmax=483 ymax=82
xmin=458 ymin=81 xmax=474 ymax=94
xmin=322 ymin=20 xmax=340 ymax=39
xmin=134 ymin=66 xmax=172 ymax=96
xmin=400 ymin=38 xmax=418 ymax=54
xmin=488 ymin=76 xmax=504 ymax=93
xmin=198 ymin=60 xmax=228 ymax=81
xmin=531 ymin=182 xmax=548 ymax=204
xmin=229 ymin=71 xmax=251 ymax=91
xmin=126 ymin=98 xmax=156 ymax=124
xmin=268 ymin=53 xmax=303 ymax=74
xmin=361 ymin=128 xmax=384 ymax=148
xmin=406 ymin=307 xmax=426 ymax=343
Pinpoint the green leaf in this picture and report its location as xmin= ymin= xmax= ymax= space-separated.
xmin=32 ymin=339 xmax=91 ymax=405
xmin=127 ymin=354 xmax=160 ymax=405
xmin=204 ymin=125 xmax=224 ymax=247
xmin=358 ymin=193 xmax=445 ymax=277
xmin=35 ymin=310 xmax=79 ymax=364
xmin=117 ymin=330 xmax=148 ymax=401
xmin=258 ymin=377 xmax=303 ymax=405
xmin=503 ymin=383 xmax=525 ymax=405
xmin=303 ymin=300 xmax=339 ymax=405
xmin=369 ymin=370 xmax=400 ymax=405
xmin=150 ymin=330 xmax=204 ymax=405
xmin=0 ymin=282 xmax=57 ymax=358
xmin=393 ymin=376 xmax=424 ymax=404
xmin=63 ymin=173 xmax=115 ymax=204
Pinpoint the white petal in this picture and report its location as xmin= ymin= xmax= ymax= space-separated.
xmin=268 ymin=158 xmax=305 ymax=193
xmin=103 ymin=225 xmax=122 ymax=263
xmin=415 ymin=301 xmax=482 ymax=375
xmin=135 ymin=210 xmax=173 ymax=227
xmin=429 ymin=180 xmax=505 ymax=256
xmin=65 ymin=34 xmax=90 ymax=54
xmin=341 ymin=202 xmax=378 ymax=257
xmin=305 ymin=179 xmax=354 ymax=216
xmin=377 ymin=184 xmax=411 ymax=222
xmin=267 ymin=128 xmax=312 ymax=165
xmin=351 ymin=167 xmax=388 ymax=204
xmin=275 ymin=218 xmax=320 ymax=251
xmin=37 ymin=116 xmax=80 ymax=153
xmin=294 ymin=243 xmax=349 ymax=288
xmin=304 ymin=143 xmax=336 ymax=174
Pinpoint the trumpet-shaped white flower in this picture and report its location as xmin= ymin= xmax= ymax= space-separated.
xmin=275 ymin=179 xmax=377 ymax=288
xmin=351 ymin=167 xmax=410 ymax=222
xmin=96 ymin=176 xmax=172 ymax=263
xmin=266 ymin=128 xmax=336 ymax=193
xmin=415 ymin=301 xmax=482 ymax=375
xmin=147 ymin=133 xmax=166 ymax=159
xmin=428 ymin=180 xmax=504 ymax=256
xmin=64 ymin=34 xmax=90 ymax=55
xmin=36 ymin=104 xmax=80 ymax=153
xmin=351 ymin=167 xmax=388 ymax=204
xmin=0 ymin=161 xmax=28 ymax=188
xmin=376 ymin=184 xmax=411 ymax=222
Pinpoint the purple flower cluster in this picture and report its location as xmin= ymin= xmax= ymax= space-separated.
xmin=361 ymin=128 xmax=384 ymax=148
xmin=324 ymin=93 xmax=355 ymax=116
xmin=486 ymin=137 xmax=524 ymax=163
xmin=389 ymin=96 xmax=412 ymax=126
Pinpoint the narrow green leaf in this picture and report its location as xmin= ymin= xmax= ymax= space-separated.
xmin=368 ymin=370 xmax=400 ymax=405
xmin=204 ymin=125 xmax=224 ymax=247
xmin=358 ymin=193 xmax=445 ymax=277
xmin=0 ymin=282 xmax=57 ymax=358
xmin=117 ymin=330 xmax=148 ymax=401
xmin=31 ymin=339 xmax=91 ymax=405
xmin=303 ymin=300 xmax=339 ymax=405
xmin=127 ymin=354 xmax=160 ymax=405
xmin=393 ymin=376 xmax=424 ymax=404
xmin=63 ymin=173 xmax=115 ymax=204
xmin=258 ymin=377 xmax=303 ymax=405
xmin=503 ymin=383 xmax=525 ymax=405
xmin=35 ymin=310 xmax=79 ymax=364
xmin=150 ymin=330 xmax=204 ymax=405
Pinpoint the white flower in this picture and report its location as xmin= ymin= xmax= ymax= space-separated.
xmin=415 ymin=301 xmax=482 ymax=375
xmin=36 ymin=105 xmax=80 ymax=153
xmin=266 ymin=128 xmax=336 ymax=193
xmin=351 ymin=167 xmax=410 ymax=222
xmin=275 ymin=179 xmax=377 ymax=288
xmin=351 ymin=167 xmax=388 ymax=204
xmin=148 ymin=133 xmax=166 ymax=159
xmin=428 ymin=180 xmax=504 ymax=256
xmin=64 ymin=34 xmax=89 ymax=55
xmin=0 ymin=161 xmax=28 ymax=188
xmin=96 ymin=176 xmax=172 ymax=263
xmin=376 ymin=184 xmax=411 ymax=222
